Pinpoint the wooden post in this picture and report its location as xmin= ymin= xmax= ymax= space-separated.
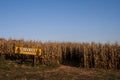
xmin=32 ymin=55 xmax=36 ymax=66
xmin=33 ymin=56 xmax=39 ymax=66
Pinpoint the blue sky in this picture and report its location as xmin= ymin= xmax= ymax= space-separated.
xmin=0 ymin=0 xmax=120 ymax=42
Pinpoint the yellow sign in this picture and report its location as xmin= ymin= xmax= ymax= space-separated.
xmin=15 ymin=47 xmax=42 ymax=56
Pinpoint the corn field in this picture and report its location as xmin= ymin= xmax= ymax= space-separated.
xmin=0 ymin=38 xmax=120 ymax=69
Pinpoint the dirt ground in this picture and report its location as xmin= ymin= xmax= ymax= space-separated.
xmin=0 ymin=60 xmax=120 ymax=80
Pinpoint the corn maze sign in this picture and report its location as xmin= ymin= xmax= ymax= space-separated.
xmin=15 ymin=47 xmax=42 ymax=56
xmin=15 ymin=47 xmax=42 ymax=65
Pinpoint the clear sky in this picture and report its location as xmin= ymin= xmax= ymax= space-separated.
xmin=0 ymin=0 xmax=120 ymax=42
